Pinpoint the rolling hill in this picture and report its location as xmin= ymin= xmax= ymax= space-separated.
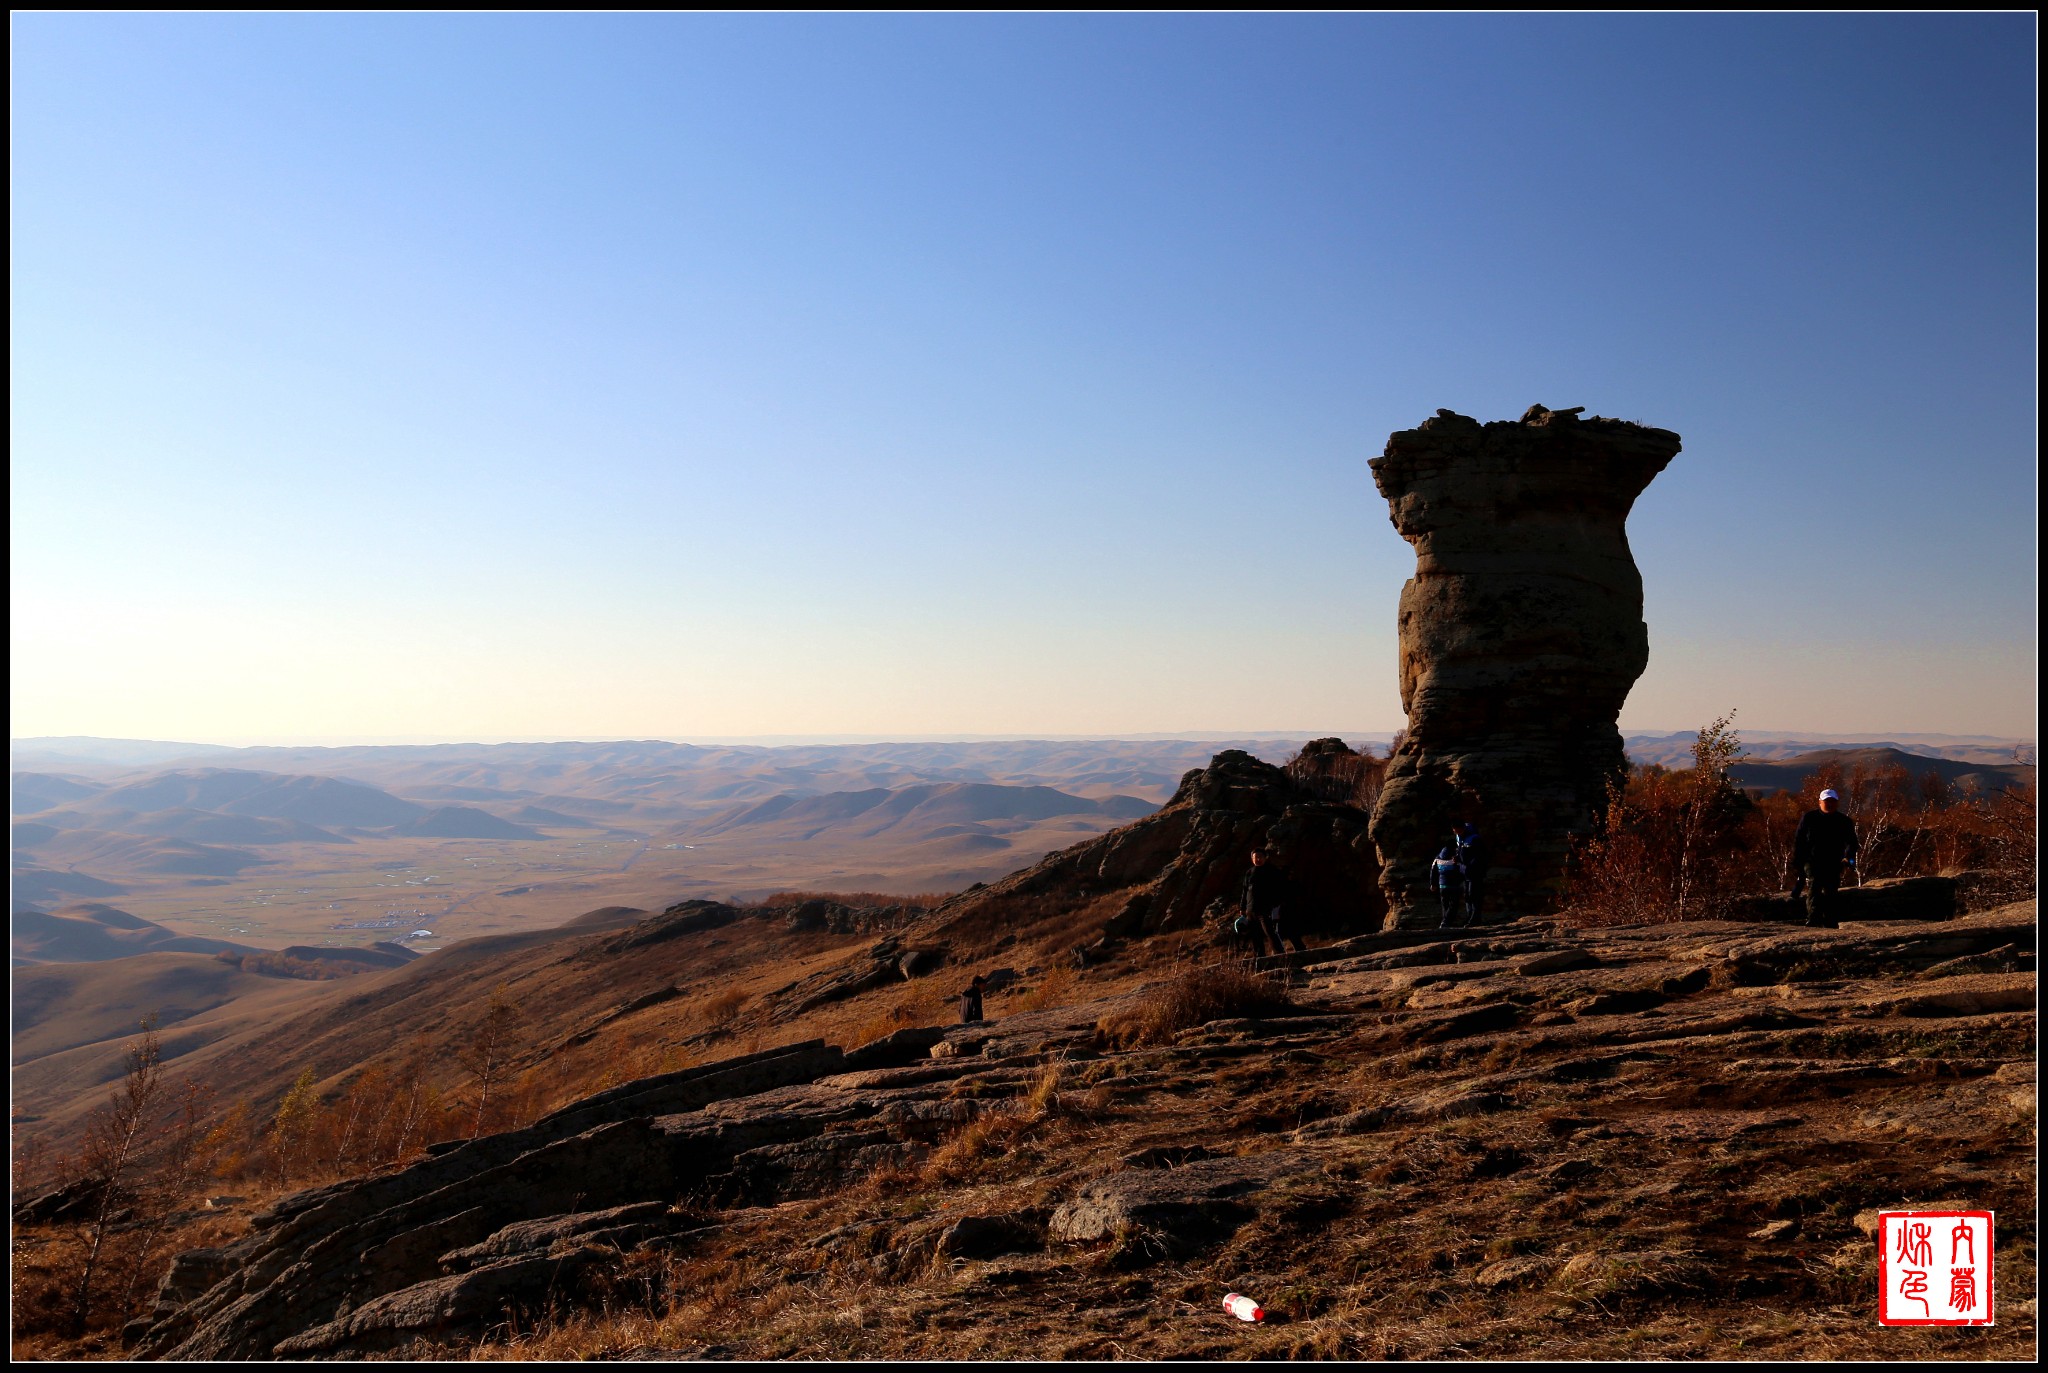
xmin=85 ymin=769 xmax=426 ymax=828
xmin=12 ymin=735 xmax=2029 ymax=955
xmin=11 ymin=952 xmax=319 ymax=1070
xmin=14 ymin=830 xmax=268 ymax=878
xmin=11 ymin=903 xmax=259 ymax=966
xmin=10 ymin=867 xmax=127 ymax=907
xmin=115 ymin=809 xmax=350 ymax=845
xmin=10 ymin=772 xmax=104 ymax=814
xmin=685 ymin=782 xmax=1152 ymax=841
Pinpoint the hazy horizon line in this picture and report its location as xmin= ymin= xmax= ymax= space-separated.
xmin=11 ymin=727 xmax=2036 ymax=752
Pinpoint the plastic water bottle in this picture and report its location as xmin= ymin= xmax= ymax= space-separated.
xmin=1222 ymin=1292 xmax=1264 ymax=1322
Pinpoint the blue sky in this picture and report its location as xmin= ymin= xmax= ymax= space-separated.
xmin=11 ymin=13 xmax=2037 ymax=743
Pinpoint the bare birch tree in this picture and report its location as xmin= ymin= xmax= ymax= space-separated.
xmin=70 ymin=1017 xmax=165 ymax=1336
xmin=457 ymin=986 xmax=521 ymax=1138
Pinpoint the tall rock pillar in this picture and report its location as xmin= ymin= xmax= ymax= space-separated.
xmin=1367 ymin=405 xmax=1681 ymax=925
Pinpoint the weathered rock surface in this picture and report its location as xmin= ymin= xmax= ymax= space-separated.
xmin=1368 ymin=405 xmax=1682 ymax=924
xmin=926 ymin=748 xmax=1385 ymax=955
xmin=437 ymin=1201 xmax=677 ymax=1271
xmin=1048 ymin=1151 xmax=1313 ymax=1252
xmin=11 ymin=1175 xmax=106 ymax=1225
xmin=132 ymin=901 xmax=2034 ymax=1361
xmin=273 ymin=1246 xmax=618 ymax=1356
xmin=130 ymin=1036 xmax=935 ymax=1359
xmin=1725 ymin=873 xmax=1960 ymax=924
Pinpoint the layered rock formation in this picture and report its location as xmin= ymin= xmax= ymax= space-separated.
xmin=1368 ymin=405 xmax=1681 ymax=924
xmin=923 ymin=749 xmax=1384 ymax=953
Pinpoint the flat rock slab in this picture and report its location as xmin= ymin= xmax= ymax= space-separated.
xmin=275 ymin=1246 xmax=612 ymax=1356
xmin=439 ymin=1201 xmax=675 ymax=1271
xmin=1049 ymin=1151 xmax=1311 ymax=1251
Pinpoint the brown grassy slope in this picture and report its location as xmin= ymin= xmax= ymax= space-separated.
xmin=10 ymin=903 xmax=929 ymax=1158
xmin=93 ymin=901 xmax=2037 ymax=1362
xmin=11 ymin=953 xmax=314 ymax=1068
xmin=9 ymin=869 xmax=1200 ymax=1187
xmin=477 ymin=903 xmax=2036 ymax=1363
xmin=11 ymin=974 xmax=342 ymax=1143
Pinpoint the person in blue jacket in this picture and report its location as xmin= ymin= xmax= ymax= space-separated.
xmin=1431 ymin=842 xmax=1467 ymax=929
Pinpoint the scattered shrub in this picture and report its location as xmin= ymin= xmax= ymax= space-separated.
xmin=12 ymin=1018 xmax=233 ymax=1344
xmin=693 ymin=987 xmax=752 ymax=1031
xmin=1565 ymin=714 xmax=2036 ymax=926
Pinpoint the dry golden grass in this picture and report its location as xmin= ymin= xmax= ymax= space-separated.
xmin=10 ymin=1198 xmax=267 ymax=1360
xmin=846 ymin=980 xmax=954 ymax=1048
xmin=475 ymin=1245 xmax=801 ymax=1362
xmin=932 ymin=888 xmax=1131 ymax=956
xmin=1012 ymin=962 xmax=1077 ymax=1012
xmin=1096 ymin=962 xmax=1292 ymax=1048
xmin=1020 ymin=1060 xmax=1066 ymax=1119
xmin=922 ymin=1115 xmax=1012 ymax=1183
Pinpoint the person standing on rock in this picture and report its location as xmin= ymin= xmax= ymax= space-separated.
xmin=1789 ymin=788 xmax=1860 ymax=929
xmin=1431 ymin=841 xmax=1467 ymax=929
xmin=1455 ymin=821 xmax=1487 ymax=924
xmin=1241 ymin=848 xmax=1298 ymax=955
xmin=959 ymin=974 xmax=986 ymax=1024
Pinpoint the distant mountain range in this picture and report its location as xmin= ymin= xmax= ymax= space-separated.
xmin=11 ymin=767 xmax=544 ymax=850
xmin=9 ymin=737 xmax=240 ymax=769
xmin=1622 ymin=731 xmax=2032 ymax=768
xmin=1725 ymin=747 xmax=2033 ymax=796
xmin=15 ymin=730 xmax=2031 ymax=783
xmin=11 ymin=734 xmax=2031 ymax=948
xmin=686 ymin=782 xmax=1153 ymax=840
xmin=8 ymin=747 xmax=1195 ymax=922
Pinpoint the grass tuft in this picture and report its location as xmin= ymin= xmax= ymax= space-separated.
xmin=1096 ymin=963 xmax=1293 ymax=1048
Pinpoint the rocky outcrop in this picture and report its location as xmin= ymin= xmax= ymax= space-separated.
xmin=927 ymin=749 xmax=1384 ymax=954
xmin=129 ymin=1000 xmax=1133 ymax=1359
xmin=1369 ymin=405 xmax=1682 ymax=925
xmin=130 ymin=1038 xmax=864 ymax=1359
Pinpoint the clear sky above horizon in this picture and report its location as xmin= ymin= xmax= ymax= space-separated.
xmin=12 ymin=13 xmax=2038 ymax=746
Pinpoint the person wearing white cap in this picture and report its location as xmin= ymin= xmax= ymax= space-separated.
xmin=1788 ymin=787 xmax=1860 ymax=928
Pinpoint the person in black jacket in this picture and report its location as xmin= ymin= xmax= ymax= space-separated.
xmin=1240 ymin=848 xmax=1300 ymax=953
xmin=959 ymin=974 xmax=987 ymax=1024
xmin=1454 ymin=821 xmax=1487 ymax=924
xmin=1789 ymin=788 xmax=1860 ymax=928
